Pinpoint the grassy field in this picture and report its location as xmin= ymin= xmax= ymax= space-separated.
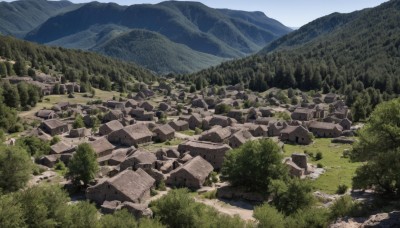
xmin=19 ymin=89 xmax=120 ymax=118
xmin=283 ymin=138 xmax=361 ymax=194
xmin=142 ymin=138 xmax=184 ymax=151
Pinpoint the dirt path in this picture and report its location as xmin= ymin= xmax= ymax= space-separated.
xmin=194 ymin=197 xmax=255 ymax=221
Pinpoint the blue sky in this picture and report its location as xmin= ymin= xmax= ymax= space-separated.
xmin=3 ymin=0 xmax=388 ymax=27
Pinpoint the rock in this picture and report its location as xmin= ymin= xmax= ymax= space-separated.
xmin=362 ymin=211 xmax=400 ymax=227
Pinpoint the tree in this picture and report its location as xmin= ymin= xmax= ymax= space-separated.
xmin=0 ymin=194 xmax=25 ymax=228
xmin=351 ymin=98 xmax=400 ymax=196
xmin=0 ymin=62 xmax=7 ymax=77
xmin=13 ymin=57 xmax=26 ymax=76
xmin=2 ymin=81 xmax=20 ymax=108
xmin=15 ymin=184 xmax=70 ymax=227
xmin=16 ymin=136 xmax=51 ymax=158
xmin=17 ymin=82 xmax=29 ymax=108
xmin=253 ymin=204 xmax=285 ymax=228
xmin=73 ymin=115 xmax=85 ymax=129
xmin=221 ymin=139 xmax=288 ymax=193
xmin=68 ymin=143 xmax=99 ymax=186
xmin=100 ymin=209 xmax=137 ymax=228
xmin=269 ymin=178 xmax=314 ymax=215
xmin=0 ymin=145 xmax=32 ymax=192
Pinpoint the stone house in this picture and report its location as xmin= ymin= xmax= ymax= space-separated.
xmin=209 ymin=115 xmax=235 ymax=128
xmin=199 ymin=126 xmax=231 ymax=143
xmin=188 ymin=114 xmax=203 ymax=130
xmin=40 ymin=154 xmax=59 ymax=168
xmin=291 ymin=108 xmax=315 ymax=121
xmin=140 ymin=101 xmax=154 ymax=112
xmin=159 ymin=102 xmax=170 ymax=111
xmin=36 ymin=109 xmax=57 ymax=120
xmin=228 ymin=130 xmax=253 ymax=148
xmin=284 ymin=158 xmax=304 ymax=177
xmin=244 ymin=123 xmax=268 ymax=137
xmin=339 ymin=118 xmax=352 ymax=131
xmin=120 ymin=150 xmax=157 ymax=171
xmin=40 ymin=119 xmax=69 ymax=136
xmin=168 ymin=120 xmax=189 ymax=131
xmin=280 ymin=125 xmax=312 ymax=145
xmin=259 ymin=107 xmax=275 ymax=117
xmin=308 ymin=121 xmax=343 ymax=138
xmin=178 ymin=140 xmax=231 ymax=170
xmin=167 ymin=156 xmax=213 ymax=189
xmin=99 ymin=120 xmax=124 ymax=136
xmin=268 ymin=121 xmax=286 ymax=137
xmin=89 ymin=137 xmax=115 ymax=161
xmin=86 ymin=169 xmax=155 ymax=205
xmin=324 ymin=93 xmax=337 ymax=103
xmin=69 ymin=128 xmax=90 ymax=138
xmin=50 ymin=141 xmax=75 ymax=154
xmin=103 ymin=110 xmax=124 ymax=122
xmin=191 ymin=98 xmax=208 ymax=110
xmin=227 ymin=110 xmax=244 ymax=123
xmin=105 ymin=100 xmax=125 ymax=110
xmin=125 ymin=99 xmax=139 ymax=108
xmin=108 ymin=124 xmax=153 ymax=147
xmin=152 ymin=124 xmax=175 ymax=142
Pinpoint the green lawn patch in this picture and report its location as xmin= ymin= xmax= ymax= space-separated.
xmin=180 ymin=130 xmax=195 ymax=136
xmin=283 ymin=138 xmax=361 ymax=194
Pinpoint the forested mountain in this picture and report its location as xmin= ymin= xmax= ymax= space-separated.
xmin=185 ymin=0 xmax=400 ymax=119
xmin=93 ymin=29 xmax=226 ymax=74
xmin=0 ymin=0 xmax=80 ymax=38
xmin=0 ymin=35 xmax=155 ymax=91
xmin=24 ymin=1 xmax=291 ymax=74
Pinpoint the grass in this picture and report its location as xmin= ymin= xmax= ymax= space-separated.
xmin=19 ymin=89 xmax=119 ymax=118
xmin=283 ymin=138 xmax=361 ymax=194
xmin=180 ymin=130 xmax=195 ymax=136
xmin=143 ymin=138 xmax=183 ymax=151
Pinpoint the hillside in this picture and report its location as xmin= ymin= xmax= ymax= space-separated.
xmin=0 ymin=0 xmax=80 ymax=38
xmin=24 ymin=1 xmax=291 ymax=73
xmin=93 ymin=29 xmax=226 ymax=74
xmin=187 ymin=0 xmax=400 ymax=107
xmin=0 ymin=35 xmax=155 ymax=90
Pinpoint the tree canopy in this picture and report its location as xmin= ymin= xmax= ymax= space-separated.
xmin=68 ymin=143 xmax=99 ymax=186
xmin=221 ymin=139 xmax=288 ymax=193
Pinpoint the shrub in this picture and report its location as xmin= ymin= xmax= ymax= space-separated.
xmin=194 ymin=127 xmax=202 ymax=135
xmin=253 ymin=203 xmax=285 ymax=228
xmin=329 ymin=195 xmax=364 ymax=219
xmin=202 ymin=190 xmax=217 ymax=199
xmin=336 ymin=184 xmax=348 ymax=195
xmin=315 ymin=151 xmax=323 ymax=161
xmin=157 ymin=180 xmax=167 ymax=191
xmin=317 ymin=163 xmax=324 ymax=168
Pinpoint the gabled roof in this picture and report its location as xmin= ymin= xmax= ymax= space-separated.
xmin=106 ymin=169 xmax=155 ymax=202
xmin=121 ymin=124 xmax=153 ymax=140
xmin=128 ymin=150 xmax=157 ymax=165
xmin=102 ymin=120 xmax=124 ymax=132
xmin=89 ymin=137 xmax=115 ymax=155
xmin=309 ymin=121 xmax=343 ymax=131
xmin=154 ymin=124 xmax=175 ymax=135
xmin=42 ymin=119 xmax=67 ymax=129
xmin=171 ymin=156 xmax=213 ymax=180
xmin=50 ymin=141 xmax=74 ymax=154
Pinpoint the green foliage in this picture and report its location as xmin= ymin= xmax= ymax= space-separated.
xmin=73 ymin=115 xmax=85 ymax=129
xmin=15 ymin=184 xmax=70 ymax=227
xmin=253 ymin=203 xmax=285 ymax=228
xmin=0 ymin=194 xmax=26 ymax=228
xmin=315 ymin=151 xmax=323 ymax=161
xmin=50 ymin=136 xmax=61 ymax=145
xmin=351 ymin=99 xmax=400 ymax=196
xmin=150 ymin=189 xmax=248 ymax=228
xmin=214 ymin=103 xmax=232 ymax=115
xmin=276 ymin=112 xmax=291 ymax=121
xmin=269 ymin=178 xmax=314 ymax=215
xmin=201 ymin=190 xmax=217 ymax=199
xmin=0 ymin=145 xmax=32 ymax=193
xmin=68 ymin=143 xmax=99 ymax=186
xmin=336 ymin=184 xmax=348 ymax=195
xmin=16 ymin=136 xmax=51 ymax=158
xmin=194 ymin=127 xmax=203 ymax=135
xmin=100 ymin=209 xmax=138 ymax=228
xmin=329 ymin=195 xmax=364 ymax=220
xmin=221 ymin=139 xmax=288 ymax=193
xmin=157 ymin=180 xmax=167 ymax=191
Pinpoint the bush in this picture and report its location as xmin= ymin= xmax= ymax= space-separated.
xmin=157 ymin=180 xmax=167 ymax=191
xmin=336 ymin=184 xmax=348 ymax=195
xmin=151 ymin=188 xmax=158 ymax=196
xmin=315 ymin=151 xmax=323 ymax=161
xmin=202 ymin=190 xmax=217 ymax=199
xmin=329 ymin=195 xmax=363 ymax=219
xmin=194 ymin=127 xmax=202 ymax=135
xmin=253 ymin=203 xmax=285 ymax=228
xmin=317 ymin=163 xmax=324 ymax=168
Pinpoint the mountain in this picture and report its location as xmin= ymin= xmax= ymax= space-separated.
xmin=0 ymin=35 xmax=154 ymax=89
xmin=93 ymin=29 xmax=226 ymax=74
xmin=24 ymin=1 xmax=291 ymax=74
xmin=0 ymin=0 xmax=80 ymax=38
xmin=188 ymin=0 xmax=400 ymax=102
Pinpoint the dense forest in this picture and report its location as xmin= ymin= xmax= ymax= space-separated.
xmin=0 ymin=35 xmax=155 ymax=92
xmin=182 ymin=0 xmax=400 ymax=121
